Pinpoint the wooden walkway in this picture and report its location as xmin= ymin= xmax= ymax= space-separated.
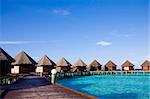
xmin=3 ymin=76 xmax=96 ymax=99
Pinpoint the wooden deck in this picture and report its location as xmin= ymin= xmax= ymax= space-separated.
xmin=2 ymin=76 xmax=96 ymax=99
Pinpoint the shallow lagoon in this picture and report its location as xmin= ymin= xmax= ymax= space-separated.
xmin=58 ymin=75 xmax=150 ymax=99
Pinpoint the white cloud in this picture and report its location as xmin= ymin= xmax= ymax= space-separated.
xmin=53 ymin=9 xmax=70 ymax=16
xmin=142 ymin=55 xmax=150 ymax=60
xmin=0 ymin=40 xmax=64 ymax=45
xmin=0 ymin=41 xmax=32 ymax=45
xmin=109 ymin=30 xmax=133 ymax=38
xmin=96 ymin=41 xmax=112 ymax=46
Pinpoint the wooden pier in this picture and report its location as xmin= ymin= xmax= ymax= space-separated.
xmin=2 ymin=76 xmax=96 ymax=99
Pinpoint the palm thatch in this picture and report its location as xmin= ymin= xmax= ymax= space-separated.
xmin=141 ymin=60 xmax=150 ymax=67
xmin=88 ymin=60 xmax=102 ymax=71
xmin=0 ymin=48 xmax=15 ymax=62
xmin=71 ymin=59 xmax=87 ymax=72
xmin=37 ymin=55 xmax=55 ymax=66
xmin=89 ymin=59 xmax=102 ymax=67
xmin=105 ymin=60 xmax=116 ymax=67
xmin=12 ymin=51 xmax=36 ymax=65
xmin=73 ymin=59 xmax=87 ymax=67
xmin=56 ymin=57 xmax=71 ymax=67
xmin=121 ymin=60 xmax=134 ymax=67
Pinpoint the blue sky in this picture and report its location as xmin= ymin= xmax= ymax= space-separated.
xmin=1 ymin=0 xmax=149 ymax=68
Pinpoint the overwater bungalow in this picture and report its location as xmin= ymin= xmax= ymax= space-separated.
xmin=141 ymin=60 xmax=150 ymax=71
xmin=11 ymin=51 xmax=36 ymax=74
xmin=0 ymin=48 xmax=15 ymax=76
xmin=36 ymin=55 xmax=56 ymax=74
xmin=71 ymin=59 xmax=87 ymax=72
xmin=121 ymin=60 xmax=134 ymax=71
xmin=56 ymin=57 xmax=71 ymax=72
xmin=88 ymin=60 xmax=102 ymax=71
xmin=104 ymin=60 xmax=117 ymax=71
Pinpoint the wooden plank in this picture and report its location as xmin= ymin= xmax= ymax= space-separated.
xmin=3 ymin=76 xmax=96 ymax=99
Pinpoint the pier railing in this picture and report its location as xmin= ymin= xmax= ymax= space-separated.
xmin=0 ymin=77 xmax=17 ymax=86
xmin=0 ymin=74 xmax=28 ymax=86
xmin=56 ymin=70 xmax=150 ymax=79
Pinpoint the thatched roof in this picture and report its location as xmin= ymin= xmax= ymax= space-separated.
xmin=56 ymin=57 xmax=71 ymax=67
xmin=73 ymin=59 xmax=87 ymax=67
xmin=141 ymin=60 xmax=150 ymax=67
xmin=105 ymin=60 xmax=116 ymax=67
xmin=37 ymin=55 xmax=56 ymax=66
xmin=121 ymin=60 xmax=134 ymax=67
xmin=12 ymin=51 xmax=36 ymax=65
xmin=0 ymin=48 xmax=15 ymax=62
xmin=89 ymin=60 xmax=102 ymax=67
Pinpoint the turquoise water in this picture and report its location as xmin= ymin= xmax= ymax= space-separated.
xmin=57 ymin=75 xmax=150 ymax=99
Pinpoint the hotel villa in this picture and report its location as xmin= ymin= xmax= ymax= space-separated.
xmin=1 ymin=48 xmax=150 ymax=76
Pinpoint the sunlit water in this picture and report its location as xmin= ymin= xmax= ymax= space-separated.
xmin=57 ymin=74 xmax=150 ymax=99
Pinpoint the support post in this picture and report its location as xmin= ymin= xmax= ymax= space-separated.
xmin=51 ymin=69 xmax=57 ymax=84
xmin=40 ymin=72 xmax=42 ymax=77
